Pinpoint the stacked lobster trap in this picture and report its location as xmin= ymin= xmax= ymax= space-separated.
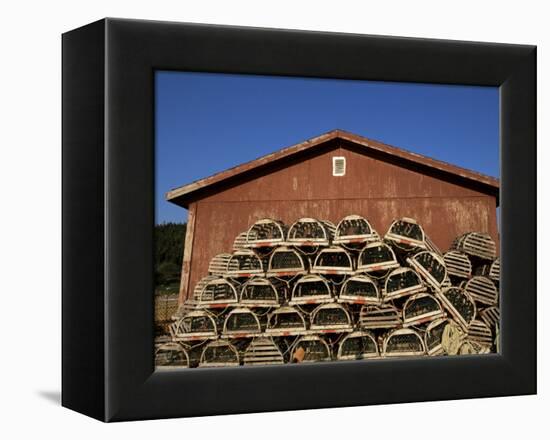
xmin=155 ymin=216 xmax=501 ymax=369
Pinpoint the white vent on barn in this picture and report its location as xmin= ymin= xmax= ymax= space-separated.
xmin=333 ymin=215 xmax=379 ymax=247
xmin=267 ymin=246 xmax=307 ymax=276
xmin=208 ymin=253 xmax=232 ymax=276
xmin=243 ymin=337 xmax=284 ymax=366
xmin=424 ymin=318 xmax=451 ymax=356
xmin=451 ymin=232 xmax=497 ymax=261
xmin=292 ymin=335 xmax=332 ymax=363
xmin=383 ymin=328 xmax=426 ymax=357
xmin=245 ymin=218 xmax=288 ymax=248
xmin=287 ymin=218 xmax=335 ymax=246
xmin=312 ymin=246 xmax=354 ymax=275
xmin=385 ymin=217 xmax=426 ymax=250
xmin=155 ymin=342 xmax=190 ymax=369
xmin=310 ymin=303 xmax=353 ymax=333
xmin=461 ymin=276 xmax=499 ymax=306
xmin=402 ymin=293 xmax=446 ymax=327
xmin=289 ymin=274 xmax=333 ymax=305
xmin=383 ymin=267 xmax=425 ymax=301
xmin=173 ymin=310 xmax=218 ymax=341
xmin=406 ymin=251 xmax=447 ymax=291
xmin=337 ymin=331 xmax=379 ymax=360
xmin=443 ymin=251 xmax=472 ymax=279
xmin=196 ymin=277 xmax=239 ymax=308
xmin=332 ymin=156 xmax=346 ymax=176
xmin=199 ymin=340 xmax=240 ymax=368
xmin=359 ymin=304 xmax=402 ymax=329
xmin=222 ymin=307 xmax=262 ymax=338
xmin=240 ymin=277 xmax=281 ymax=307
xmin=357 ymin=241 xmax=399 ymax=273
xmin=265 ymin=306 xmax=307 ymax=337
xmin=475 ymin=258 xmax=500 ymax=283
xmin=467 ymin=319 xmax=494 ymax=348
xmin=479 ymin=306 xmax=500 ymax=330
xmin=435 ymin=287 xmax=477 ymax=331
xmin=338 ymin=274 xmax=380 ymax=305
xmin=226 ymin=250 xmax=264 ymax=278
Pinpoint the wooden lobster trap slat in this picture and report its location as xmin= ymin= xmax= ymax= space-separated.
xmin=287 ymin=218 xmax=335 ymax=247
xmin=267 ymin=246 xmax=307 ymax=277
xmin=443 ymin=251 xmax=472 ymax=279
xmin=265 ymin=306 xmax=307 ymax=337
xmin=221 ymin=307 xmax=263 ymax=338
xmin=239 ymin=277 xmax=282 ymax=308
xmin=243 ymin=337 xmax=284 ymax=365
xmin=289 ymin=274 xmax=333 ymax=305
xmin=310 ymin=303 xmax=353 ymax=333
xmin=383 ymin=267 xmax=426 ymax=301
xmin=435 ymin=287 xmax=477 ymax=331
xmin=467 ymin=319 xmax=493 ymax=347
xmin=357 ymin=241 xmax=400 ymax=273
xmin=195 ymin=277 xmax=239 ymax=308
xmin=452 ymin=232 xmax=497 ymax=261
xmin=424 ymin=318 xmax=452 ymax=356
xmin=172 ymin=310 xmax=218 ymax=341
xmin=406 ymin=251 xmax=447 ymax=292
xmin=188 ymin=275 xmax=220 ymax=305
xmin=475 ymin=258 xmax=500 ymax=283
xmin=232 ymin=231 xmax=249 ymax=251
xmin=291 ymin=335 xmax=332 ymax=363
xmin=461 ymin=276 xmax=499 ymax=306
xmin=312 ymin=246 xmax=355 ymax=275
xmin=199 ymin=340 xmax=240 ymax=368
xmin=208 ymin=253 xmax=232 ymax=276
xmin=479 ymin=306 xmax=500 ymax=330
xmin=226 ymin=249 xmax=265 ymax=278
xmin=245 ymin=218 xmax=288 ymax=248
xmin=359 ymin=304 xmax=402 ymax=329
xmin=337 ymin=331 xmax=379 ymax=360
xmin=155 ymin=342 xmax=190 ymax=369
xmin=402 ymin=293 xmax=446 ymax=327
xmin=382 ymin=328 xmax=426 ymax=357
xmin=338 ymin=274 xmax=380 ymax=305
xmin=333 ymin=215 xmax=379 ymax=248
xmin=384 ymin=217 xmax=427 ymax=251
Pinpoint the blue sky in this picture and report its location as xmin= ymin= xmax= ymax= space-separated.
xmin=156 ymin=71 xmax=499 ymax=224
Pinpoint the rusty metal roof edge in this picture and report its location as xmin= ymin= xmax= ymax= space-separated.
xmin=165 ymin=129 xmax=500 ymax=206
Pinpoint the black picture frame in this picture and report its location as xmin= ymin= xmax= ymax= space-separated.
xmin=62 ymin=18 xmax=536 ymax=422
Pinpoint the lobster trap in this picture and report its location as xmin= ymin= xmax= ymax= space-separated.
xmin=443 ymin=251 xmax=472 ymax=279
xmin=338 ymin=274 xmax=380 ymax=305
xmin=287 ymin=218 xmax=335 ymax=246
xmin=265 ymin=306 xmax=307 ymax=336
xmin=461 ymin=276 xmax=499 ymax=306
xmin=222 ymin=307 xmax=263 ymax=338
xmin=452 ymin=232 xmax=497 ymax=261
xmin=155 ymin=342 xmax=190 ymax=369
xmin=435 ymin=287 xmax=477 ymax=331
xmin=475 ymin=258 xmax=500 ymax=283
xmin=199 ymin=340 xmax=240 ymax=367
xmin=208 ymin=253 xmax=232 ymax=276
xmin=312 ymin=246 xmax=355 ymax=275
xmin=226 ymin=250 xmax=265 ymax=278
xmin=359 ymin=304 xmax=402 ymax=329
xmin=195 ymin=277 xmax=239 ymax=308
xmin=333 ymin=215 xmax=379 ymax=248
xmin=382 ymin=328 xmax=426 ymax=357
xmin=267 ymin=246 xmax=307 ymax=277
xmin=357 ymin=242 xmax=399 ymax=273
xmin=243 ymin=337 xmax=284 ymax=366
xmin=172 ymin=310 xmax=218 ymax=341
xmin=337 ymin=331 xmax=379 ymax=360
xmin=479 ymin=306 xmax=500 ymax=330
xmin=467 ymin=319 xmax=493 ymax=348
xmin=383 ymin=267 xmax=425 ymax=301
xmin=424 ymin=318 xmax=451 ymax=356
xmin=245 ymin=218 xmax=288 ymax=248
xmin=289 ymin=274 xmax=333 ymax=305
xmin=239 ymin=277 xmax=282 ymax=307
xmin=403 ymin=293 xmax=446 ymax=327
xmin=457 ymin=340 xmax=491 ymax=355
xmin=291 ymin=335 xmax=332 ymax=363
xmin=232 ymin=231 xmax=249 ymax=251
xmin=154 ymin=294 xmax=179 ymax=333
xmin=407 ymin=251 xmax=447 ymax=291
xmin=310 ymin=303 xmax=353 ymax=333
xmin=384 ymin=217 xmax=425 ymax=250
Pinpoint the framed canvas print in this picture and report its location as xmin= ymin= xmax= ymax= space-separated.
xmin=62 ymin=18 xmax=536 ymax=421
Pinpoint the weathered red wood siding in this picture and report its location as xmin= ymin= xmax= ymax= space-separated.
xmin=180 ymin=144 xmax=498 ymax=301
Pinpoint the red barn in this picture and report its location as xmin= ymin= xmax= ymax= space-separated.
xmin=166 ymin=130 xmax=499 ymax=303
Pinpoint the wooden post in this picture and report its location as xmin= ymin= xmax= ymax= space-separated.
xmin=179 ymin=202 xmax=197 ymax=303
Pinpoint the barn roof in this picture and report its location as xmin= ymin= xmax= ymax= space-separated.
xmin=166 ymin=129 xmax=500 ymax=208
